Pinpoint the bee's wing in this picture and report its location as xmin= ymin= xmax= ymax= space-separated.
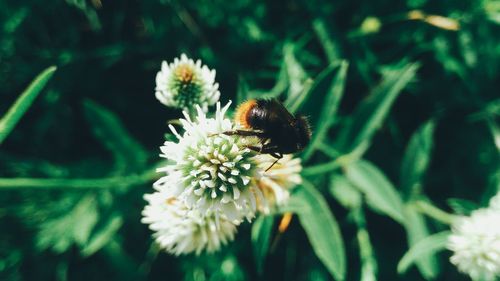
xmin=267 ymin=99 xmax=295 ymax=124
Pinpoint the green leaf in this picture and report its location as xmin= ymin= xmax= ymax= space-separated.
xmin=397 ymin=231 xmax=451 ymax=275
xmin=247 ymin=61 xmax=288 ymax=100
xmin=81 ymin=214 xmax=123 ymax=257
xmin=344 ymin=160 xmax=405 ymax=224
xmin=0 ymin=66 xmax=57 ymax=145
xmin=293 ymin=180 xmax=346 ymax=281
xmin=251 ymin=215 xmax=274 ymax=274
xmin=312 ymin=19 xmax=342 ymax=62
xmin=283 ymin=43 xmax=309 ymax=104
xmin=403 ymin=205 xmax=439 ymax=279
xmin=36 ymin=195 xmax=99 ymax=254
xmin=285 ymin=60 xmax=344 ymax=115
xmin=329 ymin=174 xmax=362 ymax=209
xmin=83 ymin=99 xmax=148 ymax=174
xmin=401 ymin=120 xmax=435 ymax=198
xmin=302 ymin=61 xmax=348 ymax=161
xmin=335 ymin=62 xmax=419 ymax=153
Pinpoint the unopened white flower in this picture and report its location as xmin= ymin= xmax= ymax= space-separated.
xmin=253 ymin=154 xmax=302 ymax=213
xmin=448 ymin=208 xmax=500 ymax=281
xmin=155 ymin=53 xmax=220 ymax=111
xmin=141 ymin=190 xmax=237 ymax=255
xmin=154 ymin=101 xmax=265 ymax=223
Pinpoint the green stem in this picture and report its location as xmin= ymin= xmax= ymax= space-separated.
xmin=0 ymin=169 xmax=158 ymax=190
xmin=302 ymin=158 xmax=342 ymax=176
xmin=352 ymin=206 xmax=377 ymax=281
xmin=317 ymin=142 xmax=341 ymax=158
xmin=414 ymin=200 xmax=456 ymax=225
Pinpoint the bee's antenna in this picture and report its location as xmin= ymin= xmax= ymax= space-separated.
xmin=265 ymin=153 xmax=283 ymax=172
xmin=265 ymin=159 xmax=280 ymax=172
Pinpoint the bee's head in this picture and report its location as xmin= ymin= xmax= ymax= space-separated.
xmin=294 ymin=115 xmax=312 ymax=150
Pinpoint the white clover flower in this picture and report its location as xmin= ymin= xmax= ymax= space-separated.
xmin=154 ymin=101 xmax=265 ymax=223
xmin=141 ymin=190 xmax=237 ymax=255
xmin=253 ymin=154 xmax=302 ymax=213
xmin=448 ymin=207 xmax=500 ymax=281
xmin=155 ymin=53 xmax=220 ymax=111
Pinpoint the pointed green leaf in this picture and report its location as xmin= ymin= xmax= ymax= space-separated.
xmin=345 ymin=160 xmax=405 ymax=224
xmin=398 ymin=231 xmax=451 ymax=274
xmin=0 ymin=66 xmax=57 ymax=144
xmin=313 ymin=19 xmax=342 ymax=62
xmin=335 ymin=62 xmax=419 ymax=153
xmin=81 ymin=215 xmax=123 ymax=257
xmin=251 ymin=215 xmax=274 ymax=274
xmin=401 ymin=120 xmax=435 ymax=198
xmin=283 ymin=43 xmax=309 ymax=103
xmin=293 ymin=180 xmax=346 ymax=281
xmin=285 ymin=60 xmax=344 ymax=116
xmin=302 ymin=61 xmax=348 ymax=161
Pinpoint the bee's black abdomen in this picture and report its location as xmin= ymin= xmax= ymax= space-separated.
xmin=246 ymin=100 xmax=272 ymax=130
xmin=235 ymin=98 xmax=312 ymax=155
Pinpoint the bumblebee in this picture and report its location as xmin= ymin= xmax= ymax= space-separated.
xmin=224 ymin=99 xmax=311 ymax=170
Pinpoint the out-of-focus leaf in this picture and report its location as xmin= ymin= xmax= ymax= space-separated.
xmin=81 ymin=214 xmax=123 ymax=257
xmin=283 ymin=43 xmax=309 ymax=103
xmin=83 ymin=99 xmax=148 ymax=174
xmin=236 ymin=76 xmax=250 ymax=105
xmin=486 ymin=118 xmax=500 ymax=151
xmin=285 ymin=60 xmax=344 ymax=115
xmin=251 ymin=215 xmax=274 ymax=274
xmin=403 ymin=205 xmax=439 ymax=279
xmin=0 ymin=66 xmax=57 ymax=145
xmin=312 ymin=19 xmax=342 ymax=62
xmin=329 ymin=174 xmax=362 ymax=209
xmin=302 ymin=61 xmax=348 ymax=161
xmin=400 ymin=120 xmax=435 ymax=198
xmin=247 ymin=61 xmax=288 ymax=100
xmin=293 ymin=180 xmax=346 ymax=281
xmin=276 ymin=196 xmax=313 ymax=213
xmin=397 ymin=231 xmax=451 ymax=275
xmin=335 ymin=62 xmax=419 ymax=153
xmin=36 ymin=195 xmax=99 ymax=253
xmin=345 ymin=160 xmax=405 ymax=224
xmin=447 ymin=198 xmax=479 ymax=216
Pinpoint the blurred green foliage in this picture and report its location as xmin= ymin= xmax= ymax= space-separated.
xmin=0 ymin=0 xmax=499 ymax=280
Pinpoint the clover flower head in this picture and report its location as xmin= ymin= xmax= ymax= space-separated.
xmin=448 ymin=207 xmax=500 ymax=281
xmin=155 ymin=53 xmax=220 ymax=111
xmin=253 ymin=154 xmax=302 ymax=213
xmin=141 ymin=190 xmax=237 ymax=255
xmin=154 ymin=101 xmax=265 ymax=223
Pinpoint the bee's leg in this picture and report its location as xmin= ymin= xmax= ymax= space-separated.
xmin=265 ymin=152 xmax=283 ymax=172
xmin=209 ymin=130 xmax=261 ymax=138
xmin=221 ymin=130 xmax=266 ymax=137
xmin=243 ymin=145 xmax=262 ymax=153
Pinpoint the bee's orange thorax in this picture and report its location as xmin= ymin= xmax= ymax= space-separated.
xmin=235 ymin=99 xmax=257 ymax=128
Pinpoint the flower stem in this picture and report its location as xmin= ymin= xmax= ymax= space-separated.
xmin=0 ymin=169 xmax=158 ymax=190
xmin=413 ymin=200 xmax=457 ymax=225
